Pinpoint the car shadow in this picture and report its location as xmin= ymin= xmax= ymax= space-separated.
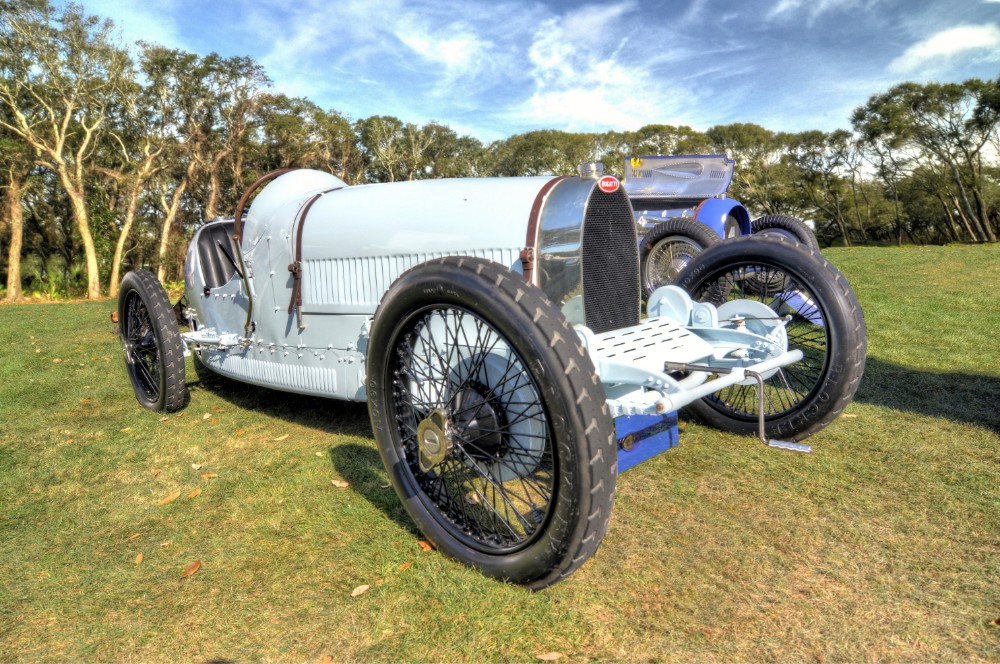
xmin=853 ymin=356 xmax=1000 ymax=435
xmin=190 ymin=358 xmax=418 ymax=532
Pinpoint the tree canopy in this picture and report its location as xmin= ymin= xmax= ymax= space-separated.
xmin=1 ymin=0 xmax=997 ymax=299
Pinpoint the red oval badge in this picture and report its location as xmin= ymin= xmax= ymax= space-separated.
xmin=598 ymin=175 xmax=620 ymax=194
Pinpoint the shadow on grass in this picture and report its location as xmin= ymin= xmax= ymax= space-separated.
xmin=190 ymin=357 xmax=371 ymax=437
xmin=190 ymin=359 xmax=418 ymax=533
xmin=855 ymin=356 xmax=1000 ymax=435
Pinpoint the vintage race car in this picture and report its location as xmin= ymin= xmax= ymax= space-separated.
xmin=624 ymin=155 xmax=819 ymax=295
xmin=117 ymin=166 xmax=866 ymax=589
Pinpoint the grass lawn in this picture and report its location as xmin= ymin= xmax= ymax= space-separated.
xmin=1 ymin=245 xmax=998 ymax=661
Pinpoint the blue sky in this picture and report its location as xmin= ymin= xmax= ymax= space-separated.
xmin=65 ymin=0 xmax=1000 ymax=141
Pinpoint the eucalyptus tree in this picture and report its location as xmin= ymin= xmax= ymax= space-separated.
xmin=705 ymin=123 xmax=789 ymax=215
xmin=0 ymin=104 xmax=36 ymax=299
xmin=853 ymin=79 xmax=999 ymax=242
xmin=486 ymin=130 xmax=595 ymax=177
xmin=138 ymin=45 xmax=215 ymax=281
xmin=0 ymin=0 xmax=133 ymax=298
xmin=783 ymin=130 xmax=856 ymax=246
xmin=199 ymin=53 xmax=271 ymax=220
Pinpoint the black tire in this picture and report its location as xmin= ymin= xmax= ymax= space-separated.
xmin=366 ymin=257 xmax=617 ymax=589
xmin=752 ymin=214 xmax=820 ymax=251
xmin=639 ymin=219 xmax=721 ymax=297
xmin=118 ymin=270 xmax=187 ymax=412
xmin=674 ymin=236 xmax=866 ymax=442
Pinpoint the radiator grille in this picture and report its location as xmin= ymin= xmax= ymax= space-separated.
xmin=582 ymin=187 xmax=639 ymax=333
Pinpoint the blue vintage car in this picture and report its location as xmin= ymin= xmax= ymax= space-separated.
xmin=624 ymin=155 xmax=818 ymax=295
xmin=117 ymin=165 xmax=865 ymax=589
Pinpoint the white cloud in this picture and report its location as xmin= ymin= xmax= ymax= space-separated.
xmin=767 ymin=0 xmax=865 ymax=22
xmin=889 ymin=23 xmax=1000 ymax=74
xmin=505 ymin=2 xmax=701 ymax=132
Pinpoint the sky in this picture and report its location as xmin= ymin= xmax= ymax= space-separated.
xmin=58 ymin=0 xmax=1000 ymax=142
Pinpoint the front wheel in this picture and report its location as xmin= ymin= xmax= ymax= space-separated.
xmin=367 ymin=257 xmax=616 ymax=589
xmin=639 ymin=219 xmax=721 ymax=297
xmin=118 ymin=270 xmax=187 ymax=412
xmin=674 ymin=236 xmax=866 ymax=442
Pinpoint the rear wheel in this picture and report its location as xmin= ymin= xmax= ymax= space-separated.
xmin=752 ymin=214 xmax=820 ymax=251
xmin=118 ymin=270 xmax=187 ymax=412
xmin=639 ymin=219 xmax=721 ymax=297
xmin=674 ymin=236 xmax=866 ymax=442
xmin=367 ymin=257 xmax=616 ymax=589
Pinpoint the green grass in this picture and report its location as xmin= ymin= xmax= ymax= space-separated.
xmin=1 ymin=245 xmax=998 ymax=661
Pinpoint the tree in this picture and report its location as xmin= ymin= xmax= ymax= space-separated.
xmin=0 ymin=0 xmax=133 ymax=298
xmin=853 ymin=80 xmax=999 ymax=242
xmin=0 ymin=98 xmax=36 ymax=299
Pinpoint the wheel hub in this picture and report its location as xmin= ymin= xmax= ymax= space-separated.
xmin=416 ymin=409 xmax=451 ymax=473
xmin=453 ymin=387 xmax=502 ymax=457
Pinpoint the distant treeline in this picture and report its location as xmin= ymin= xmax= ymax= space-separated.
xmin=2 ymin=1 xmax=998 ymax=299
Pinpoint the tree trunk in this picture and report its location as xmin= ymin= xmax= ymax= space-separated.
xmin=205 ymin=167 xmax=221 ymax=221
xmin=157 ymin=178 xmax=189 ymax=283
xmin=59 ymin=171 xmax=101 ymax=299
xmin=4 ymin=177 xmax=24 ymax=300
xmin=109 ymin=186 xmax=140 ymax=298
xmin=952 ymin=194 xmax=978 ymax=243
xmin=972 ymin=188 xmax=997 ymax=242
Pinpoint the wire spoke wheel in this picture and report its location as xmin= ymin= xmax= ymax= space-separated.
xmin=675 ymin=236 xmax=866 ymax=442
xmin=691 ymin=263 xmax=828 ymax=419
xmin=639 ymin=219 xmax=721 ymax=297
xmin=644 ymin=236 xmax=705 ymax=293
xmin=367 ymin=257 xmax=616 ymax=588
xmin=123 ymin=290 xmax=163 ymax=402
xmin=391 ymin=306 xmax=554 ymax=552
xmin=117 ymin=270 xmax=187 ymax=412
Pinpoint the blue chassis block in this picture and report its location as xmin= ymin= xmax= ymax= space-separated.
xmin=614 ymin=412 xmax=679 ymax=472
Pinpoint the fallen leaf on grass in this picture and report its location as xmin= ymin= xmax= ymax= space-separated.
xmin=191 ymin=463 xmax=203 ymax=470
xmin=158 ymin=417 xmax=169 ymax=422
xmin=65 ymin=439 xmax=75 ymax=445
xmin=235 ymin=429 xmax=246 ymax=436
xmin=80 ymin=398 xmax=92 ymax=403
xmin=417 ymin=540 xmax=434 ymax=552
xmin=175 ymin=412 xmax=185 ymax=418
xmin=274 ymin=434 xmax=289 ymax=441
xmin=181 ymin=560 xmax=201 ymax=579
xmin=53 ymin=358 xmax=62 ymax=363
xmin=200 ymin=472 xmax=218 ymax=479
xmin=151 ymin=469 xmax=161 ymax=478
xmin=379 ymin=482 xmax=391 ymax=489
xmin=331 ymin=480 xmax=349 ymax=488
xmin=160 ymin=541 xmax=170 ymax=548
xmin=212 ymin=405 xmax=221 ymax=411
xmin=316 ymin=656 xmax=334 ymax=664
xmin=990 ymin=616 xmax=1000 ymax=627
xmin=202 ymin=413 xmax=212 ymax=420
xmin=135 ymin=552 xmax=143 ymax=565
xmin=120 ymin=427 xmax=131 ymax=432
xmin=110 ymin=312 xmax=119 ymax=324
xmin=841 ymin=414 xmax=858 ymax=419
xmin=398 ymin=562 xmax=412 ymax=572
xmin=536 ymin=653 xmax=563 ymax=661
xmin=187 ymin=488 xmax=202 ymax=499
xmin=128 ymin=533 xmax=140 ymax=540
xmin=315 ymin=451 xmax=324 ymax=457
xmin=350 ymin=584 xmax=370 ymax=597
xmin=155 ymin=490 xmax=181 ymax=506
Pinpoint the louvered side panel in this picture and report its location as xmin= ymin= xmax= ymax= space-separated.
xmin=205 ymin=352 xmax=338 ymax=396
xmin=303 ymin=248 xmax=520 ymax=308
